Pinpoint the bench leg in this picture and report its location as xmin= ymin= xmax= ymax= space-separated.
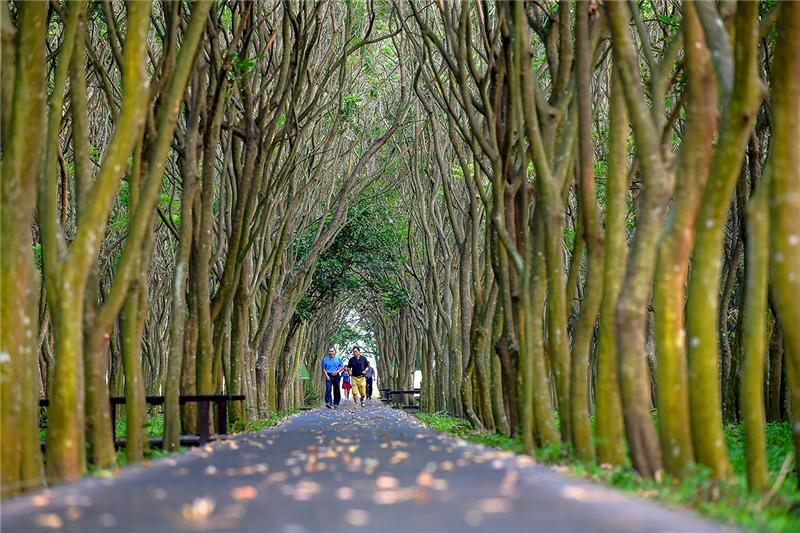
xmin=199 ymin=401 xmax=210 ymax=445
xmin=216 ymin=400 xmax=227 ymax=436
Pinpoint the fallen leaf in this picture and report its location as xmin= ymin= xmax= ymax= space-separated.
xmin=181 ymin=496 xmax=216 ymax=522
xmin=515 ymin=455 xmax=535 ymax=468
xmin=561 ymin=485 xmax=624 ymax=503
xmin=231 ymin=486 xmax=258 ymax=501
xmin=34 ymin=513 xmax=63 ymax=528
xmin=267 ymin=471 xmax=288 ymax=483
xmin=293 ymin=480 xmax=321 ymax=501
xmin=416 ymin=471 xmax=433 ymax=487
xmin=390 ymin=451 xmax=409 ymax=464
xmin=375 ymin=475 xmax=399 ymax=490
xmin=477 ymin=498 xmax=511 ymax=513
xmin=431 ymin=478 xmax=449 ymax=491
xmin=335 ymin=487 xmax=354 ymax=500
xmin=344 ymin=509 xmax=370 ymax=526
xmin=31 ymin=495 xmax=50 ymax=507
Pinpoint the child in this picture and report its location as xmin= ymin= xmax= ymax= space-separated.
xmin=341 ymin=368 xmax=352 ymax=401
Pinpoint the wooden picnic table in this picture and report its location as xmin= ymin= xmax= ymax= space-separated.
xmin=39 ymin=394 xmax=245 ymax=447
xmin=380 ymin=389 xmax=421 ymax=409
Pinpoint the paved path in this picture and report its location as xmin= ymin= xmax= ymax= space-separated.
xmin=2 ymin=402 xmax=729 ymax=532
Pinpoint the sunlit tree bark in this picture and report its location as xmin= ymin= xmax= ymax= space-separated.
xmin=0 ymin=0 xmax=48 ymax=496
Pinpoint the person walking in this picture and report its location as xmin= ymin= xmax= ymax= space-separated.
xmin=341 ymin=367 xmax=352 ymax=402
xmin=347 ymin=346 xmax=369 ymax=407
xmin=365 ymin=360 xmax=375 ymax=399
xmin=321 ymin=346 xmax=343 ymax=409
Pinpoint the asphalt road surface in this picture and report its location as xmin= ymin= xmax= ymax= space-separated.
xmin=1 ymin=401 xmax=730 ymax=532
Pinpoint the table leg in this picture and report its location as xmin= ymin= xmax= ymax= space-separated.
xmin=199 ymin=401 xmax=209 ymax=445
xmin=216 ymin=400 xmax=227 ymax=436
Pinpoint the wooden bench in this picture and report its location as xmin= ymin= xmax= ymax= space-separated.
xmin=382 ymin=389 xmax=421 ymax=409
xmin=39 ymin=394 xmax=245 ymax=447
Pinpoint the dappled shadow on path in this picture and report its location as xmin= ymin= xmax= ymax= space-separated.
xmin=2 ymin=402 xmax=729 ymax=532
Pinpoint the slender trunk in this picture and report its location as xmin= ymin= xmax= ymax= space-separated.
xmin=530 ymin=215 xmax=559 ymax=447
xmin=686 ymin=2 xmax=760 ymax=480
xmin=164 ymin=121 xmax=199 ymax=449
xmin=741 ymin=168 xmax=770 ymax=492
xmin=491 ymin=302 xmax=510 ymax=435
xmin=569 ymin=1 xmax=599 ymax=459
xmin=767 ymin=0 xmax=800 ymax=484
xmin=767 ymin=317 xmax=783 ymax=422
xmin=121 ymin=284 xmax=147 ymax=462
xmin=653 ymin=1 xmax=716 ymax=477
xmin=607 ymin=0 xmax=669 ymax=477
xmin=595 ymin=69 xmax=627 ymax=467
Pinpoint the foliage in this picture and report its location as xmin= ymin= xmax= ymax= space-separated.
xmin=303 ymin=381 xmax=323 ymax=408
xmin=329 ymin=323 xmax=370 ymax=351
xmin=294 ymin=190 xmax=408 ymax=322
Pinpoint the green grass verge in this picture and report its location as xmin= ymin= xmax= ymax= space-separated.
xmin=230 ymin=408 xmax=300 ymax=433
xmin=416 ymin=412 xmax=799 ymax=532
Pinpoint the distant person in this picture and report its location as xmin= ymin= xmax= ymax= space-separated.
xmin=347 ymin=346 xmax=369 ymax=407
xmin=321 ymin=346 xmax=343 ymax=409
xmin=341 ymin=367 xmax=352 ymax=402
xmin=365 ymin=360 xmax=375 ymax=399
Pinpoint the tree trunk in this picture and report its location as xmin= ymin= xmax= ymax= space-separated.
xmin=595 ymin=68 xmax=627 ymax=467
xmin=686 ymin=2 xmax=760 ymax=480
xmin=652 ymin=1 xmax=716 ymax=477
xmin=767 ymin=0 xmax=800 ymax=484
xmin=0 ymin=0 xmax=48 ymax=495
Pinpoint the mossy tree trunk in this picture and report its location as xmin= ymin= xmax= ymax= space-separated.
xmin=767 ymin=0 xmax=800 ymax=485
xmin=43 ymin=0 xmax=150 ymax=483
xmin=595 ymin=68 xmax=627 ymax=468
xmin=606 ymin=0 xmax=669 ymax=478
xmin=686 ymin=1 xmax=760 ymax=480
xmin=569 ymin=0 xmax=599 ymax=460
xmin=741 ymin=166 xmax=770 ymax=492
xmin=652 ymin=1 xmax=716 ymax=478
xmin=0 ymin=0 xmax=48 ymax=497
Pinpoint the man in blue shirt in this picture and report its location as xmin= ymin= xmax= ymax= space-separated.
xmin=321 ymin=346 xmax=344 ymax=409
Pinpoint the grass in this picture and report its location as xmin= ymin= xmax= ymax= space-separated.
xmin=230 ymin=408 xmax=300 ymax=433
xmin=416 ymin=412 xmax=799 ymax=532
xmin=39 ymin=406 xmax=297 ymax=475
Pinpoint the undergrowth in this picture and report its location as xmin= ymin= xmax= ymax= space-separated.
xmin=40 ymin=406 xmax=296 ymax=476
